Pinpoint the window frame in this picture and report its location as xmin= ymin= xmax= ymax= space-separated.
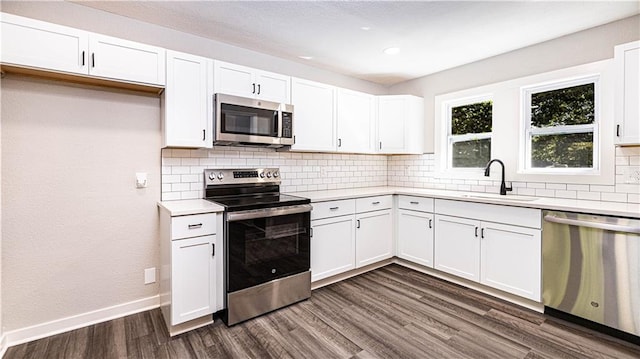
xmin=445 ymin=94 xmax=493 ymax=171
xmin=521 ymin=75 xmax=600 ymax=174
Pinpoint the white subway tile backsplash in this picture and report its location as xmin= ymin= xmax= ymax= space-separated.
xmin=162 ymin=146 xmax=640 ymax=204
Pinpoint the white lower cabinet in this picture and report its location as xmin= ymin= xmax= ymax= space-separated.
xmin=433 ymin=199 xmax=542 ymax=301
xmin=160 ymin=210 xmax=222 ymax=335
xmin=310 ymin=196 xmax=393 ymax=282
xmin=397 ymin=209 xmax=434 ymax=268
xmin=480 ymin=222 xmax=541 ymax=300
xmin=310 ymin=215 xmax=356 ymax=282
xmin=434 ymin=215 xmax=481 ymax=281
xmin=356 ymin=209 xmax=393 ymax=267
xmin=171 ymin=235 xmax=217 ymax=323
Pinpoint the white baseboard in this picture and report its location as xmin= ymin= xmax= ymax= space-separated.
xmin=3 ymin=295 xmax=160 ymax=349
xmin=0 ymin=333 xmax=8 ymax=359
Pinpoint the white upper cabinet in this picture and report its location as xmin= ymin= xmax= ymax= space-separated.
xmin=213 ymin=61 xmax=290 ymax=103
xmin=88 ymin=34 xmax=165 ymax=86
xmin=336 ymin=88 xmax=376 ymax=153
xmin=163 ymin=50 xmax=213 ymax=148
xmin=377 ymin=95 xmax=424 ymax=154
xmin=290 ymin=78 xmax=336 ymax=151
xmin=0 ymin=12 xmax=166 ymax=86
xmin=614 ymin=41 xmax=640 ymax=145
xmin=1 ymin=12 xmax=88 ymax=75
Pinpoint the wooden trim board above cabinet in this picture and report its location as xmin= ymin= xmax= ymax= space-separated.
xmin=0 ymin=65 xmax=164 ymax=94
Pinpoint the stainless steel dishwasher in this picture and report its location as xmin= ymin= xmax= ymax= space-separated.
xmin=542 ymin=210 xmax=640 ymax=340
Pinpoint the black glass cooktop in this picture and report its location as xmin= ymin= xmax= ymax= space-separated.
xmin=205 ymin=193 xmax=310 ymax=212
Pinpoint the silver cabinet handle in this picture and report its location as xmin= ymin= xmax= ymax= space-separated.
xmin=188 ymin=223 xmax=203 ymax=229
xmin=410 ymin=201 xmax=419 ymax=205
xmin=372 ymin=201 xmax=380 ymax=205
xmin=544 ymin=215 xmax=640 ymax=234
xmin=329 ymin=207 xmax=339 ymax=210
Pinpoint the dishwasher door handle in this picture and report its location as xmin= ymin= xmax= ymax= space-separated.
xmin=543 ymin=214 xmax=640 ymax=234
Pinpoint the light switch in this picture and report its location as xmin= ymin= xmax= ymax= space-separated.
xmin=136 ymin=172 xmax=148 ymax=188
xmin=144 ymin=267 xmax=156 ymax=284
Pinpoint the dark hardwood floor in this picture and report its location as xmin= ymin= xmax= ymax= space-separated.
xmin=6 ymin=264 xmax=640 ymax=358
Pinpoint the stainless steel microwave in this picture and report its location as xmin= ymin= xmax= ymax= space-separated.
xmin=214 ymin=94 xmax=294 ymax=147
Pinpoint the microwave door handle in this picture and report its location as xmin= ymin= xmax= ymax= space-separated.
xmin=277 ymin=109 xmax=283 ymax=139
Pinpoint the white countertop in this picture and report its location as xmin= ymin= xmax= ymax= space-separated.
xmin=157 ymin=199 xmax=225 ymax=216
xmin=291 ymin=186 xmax=640 ymax=219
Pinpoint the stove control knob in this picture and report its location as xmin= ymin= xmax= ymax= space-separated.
xmin=266 ymin=171 xmax=272 ymax=178
xmin=259 ymin=172 xmax=265 ymax=178
xmin=217 ymin=172 xmax=224 ymax=180
xmin=208 ymin=172 xmax=216 ymax=180
xmin=273 ymin=171 xmax=279 ymax=178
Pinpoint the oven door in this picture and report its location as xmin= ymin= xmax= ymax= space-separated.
xmin=215 ymin=94 xmax=283 ymax=146
xmin=226 ymin=204 xmax=311 ymax=293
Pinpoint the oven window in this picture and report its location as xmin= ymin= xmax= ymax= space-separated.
xmin=227 ymin=212 xmax=310 ymax=292
xmin=221 ymin=104 xmax=278 ymax=137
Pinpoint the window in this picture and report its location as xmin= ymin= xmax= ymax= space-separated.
xmin=523 ymin=76 xmax=598 ymax=172
xmin=447 ymin=97 xmax=492 ymax=168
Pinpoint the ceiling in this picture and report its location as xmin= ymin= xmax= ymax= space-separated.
xmin=73 ymin=1 xmax=640 ymax=85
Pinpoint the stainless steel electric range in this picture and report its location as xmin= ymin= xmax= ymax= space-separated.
xmin=203 ymin=168 xmax=312 ymax=325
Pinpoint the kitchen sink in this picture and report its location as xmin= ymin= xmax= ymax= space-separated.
xmin=458 ymin=193 xmax=539 ymax=202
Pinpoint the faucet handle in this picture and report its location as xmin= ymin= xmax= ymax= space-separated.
xmin=505 ymin=181 xmax=513 ymax=192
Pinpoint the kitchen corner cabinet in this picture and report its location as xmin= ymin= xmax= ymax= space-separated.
xmin=160 ymin=211 xmax=221 ymax=332
xmin=1 ymin=12 xmax=166 ymax=86
xmin=397 ymin=196 xmax=435 ymax=268
xmin=434 ymin=199 xmax=541 ymax=301
xmin=614 ymin=41 xmax=640 ymax=145
xmin=163 ymin=51 xmax=213 ymax=148
xmin=213 ymin=61 xmax=291 ymax=103
xmin=290 ymin=78 xmax=337 ymax=152
xmin=336 ymin=89 xmax=376 ymax=153
xmin=377 ymin=95 xmax=425 ymax=154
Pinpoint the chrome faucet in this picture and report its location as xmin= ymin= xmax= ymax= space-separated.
xmin=484 ymin=159 xmax=512 ymax=195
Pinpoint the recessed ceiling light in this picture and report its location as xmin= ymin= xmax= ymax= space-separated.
xmin=298 ymin=56 xmax=313 ymax=60
xmin=383 ymin=47 xmax=400 ymax=55
xmin=360 ymin=26 xmax=371 ymax=31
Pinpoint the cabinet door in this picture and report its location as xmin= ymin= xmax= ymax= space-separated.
xmin=377 ymin=96 xmax=406 ymax=153
xmin=434 ymin=215 xmax=480 ymax=282
xmin=356 ymin=209 xmax=393 ymax=267
xmin=615 ymin=41 xmax=640 ymax=145
xmin=88 ymin=34 xmax=165 ymax=85
xmin=310 ymin=215 xmax=356 ymax=282
xmin=164 ymin=51 xmax=213 ymax=148
xmin=290 ymin=78 xmax=336 ymax=152
xmin=171 ymin=235 xmax=216 ymax=325
xmin=480 ymin=222 xmax=541 ymax=301
xmin=255 ymin=70 xmax=291 ymax=103
xmin=336 ymin=89 xmax=375 ymax=153
xmin=397 ymin=210 xmax=434 ymax=268
xmin=0 ymin=12 xmax=88 ymax=75
xmin=213 ymin=61 xmax=255 ymax=98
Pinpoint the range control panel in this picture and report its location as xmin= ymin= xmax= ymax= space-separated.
xmin=204 ymin=168 xmax=281 ymax=186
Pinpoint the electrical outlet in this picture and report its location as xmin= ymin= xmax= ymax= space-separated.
xmin=320 ymin=167 xmax=328 ymax=177
xmin=624 ymin=167 xmax=640 ymax=184
xmin=144 ymin=267 xmax=156 ymax=284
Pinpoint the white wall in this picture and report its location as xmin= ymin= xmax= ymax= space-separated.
xmin=1 ymin=75 xmax=161 ymax=332
xmin=390 ymin=15 xmax=640 ymax=153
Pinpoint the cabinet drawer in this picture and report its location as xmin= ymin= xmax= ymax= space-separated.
xmin=171 ymin=213 xmax=217 ymax=240
xmin=356 ymin=195 xmax=392 ymax=213
xmin=398 ymin=195 xmax=434 ymax=212
xmin=311 ymin=199 xmax=355 ymax=220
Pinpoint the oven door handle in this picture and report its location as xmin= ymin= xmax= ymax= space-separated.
xmin=227 ymin=204 xmax=313 ymax=222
